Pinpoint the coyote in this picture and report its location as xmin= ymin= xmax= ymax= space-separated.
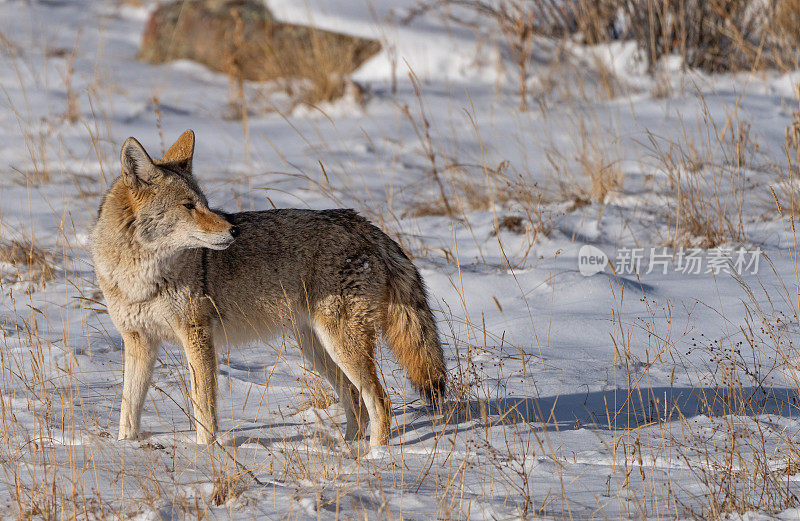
xmin=91 ymin=130 xmax=446 ymax=447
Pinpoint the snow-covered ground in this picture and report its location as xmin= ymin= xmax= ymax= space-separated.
xmin=3 ymin=1 xmax=800 ymax=519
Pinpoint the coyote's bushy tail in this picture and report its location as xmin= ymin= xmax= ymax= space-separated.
xmin=379 ymin=238 xmax=446 ymax=405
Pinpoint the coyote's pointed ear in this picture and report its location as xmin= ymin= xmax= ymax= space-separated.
xmin=161 ymin=129 xmax=195 ymax=171
xmin=120 ymin=137 xmax=156 ymax=189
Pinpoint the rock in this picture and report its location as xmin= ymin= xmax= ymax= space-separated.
xmin=138 ymin=0 xmax=381 ymax=82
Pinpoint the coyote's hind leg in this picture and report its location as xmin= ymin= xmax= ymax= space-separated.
xmin=295 ymin=322 xmax=367 ymax=440
xmin=312 ymin=318 xmax=390 ymax=448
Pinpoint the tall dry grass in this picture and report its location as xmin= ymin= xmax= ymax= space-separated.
xmin=4 ymin=1 xmax=800 ymax=519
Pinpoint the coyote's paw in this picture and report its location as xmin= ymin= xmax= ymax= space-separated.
xmin=117 ymin=428 xmax=139 ymax=441
xmin=364 ymin=444 xmax=392 ymax=460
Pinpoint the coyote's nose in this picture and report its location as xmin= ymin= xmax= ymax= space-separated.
xmin=229 ymin=225 xmax=241 ymax=238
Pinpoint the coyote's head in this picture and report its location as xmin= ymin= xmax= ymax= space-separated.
xmin=114 ymin=130 xmax=238 ymax=251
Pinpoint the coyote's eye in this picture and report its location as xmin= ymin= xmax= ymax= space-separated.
xmin=183 ymin=202 xmax=195 ymax=210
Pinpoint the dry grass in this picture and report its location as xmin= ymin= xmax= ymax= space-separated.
xmin=642 ymin=103 xmax=751 ymax=248
xmin=0 ymin=239 xmax=56 ymax=290
xmin=773 ymin=0 xmax=800 ymax=44
xmin=403 ymin=0 xmax=627 ymax=110
xmin=625 ymin=0 xmax=761 ymax=73
xmin=771 ymin=85 xmax=800 ymax=218
xmin=397 ymin=70 xmax=552 ymax=267
xmin=296 ymin=372 xmax=337 ymax=412
xmin=670 ymin=265 xmax=800 ymax=518
xmin=411 ymin=0 xmax=800 ymax=77
xmin=405 ymin=162 xmax=542 ymax=216
xmin=254 ymin=24 xmax=377 ymax=108
xmin=616 ymin=0 xmax=800 ymax=73
xmin=210 ymin=472 xmax=247 ymax=506
xmin=546 ymin=116 xmax=624 ymax=205
xmin=573 ymin=0 xmax=620 ymax=44
xmin=401 ymin=0 xmax=574 ymax=110
xmin=766 ymin=0 xmax=800 ymax=70
xmin=600 ymin=267 xmax=800 ymax=519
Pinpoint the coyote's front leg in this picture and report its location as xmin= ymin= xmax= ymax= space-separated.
xmin=179 ymin=322 xmax=219 ymax=445
xmin=119 ymin=331 xmax=158 ymax=440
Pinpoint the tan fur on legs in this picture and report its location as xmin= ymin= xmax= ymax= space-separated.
xmin=312 ymin=316 xmax=390 ymax=447
xmin=178 ymin=320 xmax=218 ymax=445
xmin=295 ymin=322 xmax=367 ymax=439
xmin=119 ymin=331 xmax=159 ymax=441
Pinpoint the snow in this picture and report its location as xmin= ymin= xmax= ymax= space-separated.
xmin=2 ymin=0 xmax=800 ymax=519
